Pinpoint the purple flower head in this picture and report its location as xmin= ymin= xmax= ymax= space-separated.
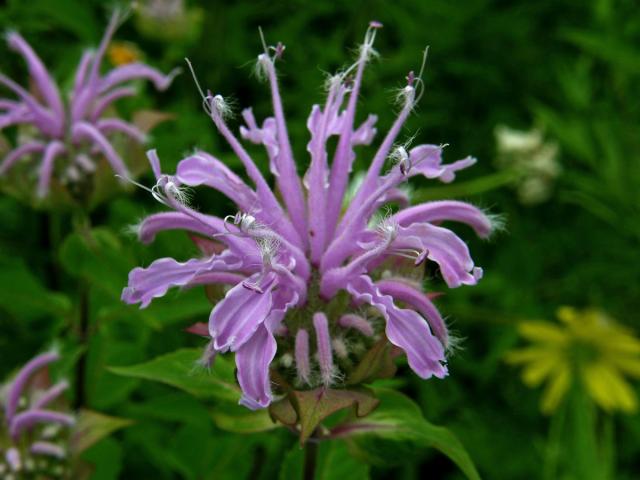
xmin=0 ymin=9 xmax=178 ymax=203
xmin=123 ymin=24 xmax=499 ymax=410
xmin=1 ymin=351 xmax=74 ymax=475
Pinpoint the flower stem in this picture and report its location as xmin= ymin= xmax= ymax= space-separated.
xmin=72 ymin=209 xmax=92 ymax=409
xmin=303 ymin=441 xmax=318 ymax=480
xmin=74 ymin=281 xmax=90 ymax=408
xmin=412 ymin=170 xmax=519 ymax=202
xmin=543 ymin=398 xmax=567 ymax=480
xmin=45 ymin=211 xmax=63 ymax=290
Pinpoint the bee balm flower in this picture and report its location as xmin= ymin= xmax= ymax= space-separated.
xmin=123 ymin=23 xmax=497 ymax=409
xmin=1 ymin=352 xmax=74 ymax=477
xmin=0 ymin=9 xmax=178 ymax=200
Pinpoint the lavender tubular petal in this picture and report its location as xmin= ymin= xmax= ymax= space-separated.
xmin=5 ymin=352 xmax=59 ymax=423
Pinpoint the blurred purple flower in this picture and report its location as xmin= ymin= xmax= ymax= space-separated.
xmin=0 ymin=9 xmax=178 ymax=198
xmin=123 ymin=23 xmax=498 ymax=409
xmin=1 ymin=351 xmax=74 ymax=475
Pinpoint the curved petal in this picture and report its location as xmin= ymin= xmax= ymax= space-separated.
xmin=0 ymin=141 xmax=45 ymax=175
xmin=352 ymin=114 xmax=378 ymax=146
xmin=376 ymin=279 xmax=449 ymax=348
xmin=72 ymin=50 xmax=93 ymax=97
xmin=394 ymin=200 xmax=494 ymax=238
xmin=9 ymin=410 xmax=75 ymax=441
xmin=209 ymin=273 xmax=276 ymax=352
xmin=37 ymin=141 xmax=66 ymax=198
xmin=240 ymin=108 xmax=279 ymax=177
xmin=135 ymin=211 xmax=258 ymax=260
xmin=0 ymin=105 xmax=32 ymax=129
xmin=395 ymin=223 xmax=482 ymax=288
xmin=176 ymin=152 xmax=258 ymax=211
xmin=5 ymin=352 xmax=59 ymax=422
xmin=97 ymin=118 xmax=146 ymax=142
xmin=235 ymin=324 xmax=277 ymax=409
xmin=7 ymin=32 xmax=64 ymax=130
xmin=72 ymin=121 xmax=129 ymax=178
xmin=0 ymin=74 xmax=57 ymax=136
xmin=31 ymin=381 xmax=69 ymax=410
xmin=99 ymin=63 xmax=180 ymax=93
xmin=90 ymin=87 xmax=136 ymax=120
xmin=347 ymin=275 xmax=447 ymax=379
xmin=122 ymin=255 xmax=240 ymax=308
xmin=409 ymin=145 xmax=476 ymax=183
xmin=30 ymin=441 xmax=66 ymax=459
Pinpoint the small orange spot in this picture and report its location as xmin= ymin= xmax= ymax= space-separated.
xmin=107 ymin=42 xmax=141 ymax=66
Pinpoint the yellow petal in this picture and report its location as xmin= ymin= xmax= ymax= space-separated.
xmin=608 ymin=356 xmax=640 ymax=378
xmin=603 ymin=333 xmax=640 ymax=355
xmin=541 ymin=364 xmax=571 ymax=414
xmin=557 ymin=306 xmax=581 ymax=328
xmin=581 ymin=363 xmax=638 ymax=413
xmin=581 ymin=363 xmax=616 ymax=411
xmin=518 ymin=321 xmax=568 ymax=344
xmin=504 ymin=347 xmax=556 ymax=365
xmin=521 ymin=355 xmax=560 ymax=387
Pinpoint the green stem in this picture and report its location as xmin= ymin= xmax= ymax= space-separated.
xmin=72 ymin=209 xmax=92 ymax=409
xmin=568 ymin=385 xmax=599 ymax=480
xmin=601 ymin=415 xmax=615 ymax=480
xmin=45 ymin=211 xmax=63 ymax=290
xmin=543 ymin=399 xmax=567 ymax=480
xmin=412 ymin=170 xmax=519 ymax=202
xmin=303 ymin=441 xmax=318 ymax=480
xmin=74 ymin=282 xmax=90 ymax=409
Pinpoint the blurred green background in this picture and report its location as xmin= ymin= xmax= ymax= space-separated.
xmin=1 ymin=0 xmax=639 ymax=478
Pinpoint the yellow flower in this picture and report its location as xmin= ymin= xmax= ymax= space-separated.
xmin=505 ymin=307 xmax=640 ymax=414
xmin=107 ymin=41 xmax=142 ymax=66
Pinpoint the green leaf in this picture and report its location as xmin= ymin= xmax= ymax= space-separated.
xmin=29 ymin=0 xmax=98 ymax=40
xmin=342 ymin=389 xmax=481 ymax=480
xmin=211 ymin=402 xmax=278 ymax=433
xmin=279 ymin=445 xmax=304 ymax=480
xmin=563 ymin=29 xmax=640 ymax=75
xmin=58 ymin=228 xmax=133 ymax=299
xmin=109 ymin=348 xmax=240 ymax=402
xmin=0 ymin=259 xmax=71 ymax=319
xmin=316 ymin=441 xmax=369 ymax=480
xmin=78 ymin=437 xmax=123 ymax=480
xmin=72 ymin=409 xmax=134 ymax=455
xmin=125 ymin=392 xmax=212 ymax=425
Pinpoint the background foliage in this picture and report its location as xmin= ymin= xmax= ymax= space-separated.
xmin=1 ymin=0 xmax=639 ymax=478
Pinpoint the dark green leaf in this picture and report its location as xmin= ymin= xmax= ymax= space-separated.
xmin=109 ymin=348 xmax=240 ymax=402
xmin=72 ymin=409 xmax=134 ymax=455
xmin=342 ymin=389 xmax=481 ymax=480
xmin=0 ymin=259 xmax=71 ymax=319
xmin=211 ymin=402 xmax=278 ymax=433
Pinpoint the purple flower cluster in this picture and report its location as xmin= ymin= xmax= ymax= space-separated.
xmin=0 ymin=10 xmax=178 ymax=198
xmin=1 ymin=352 xmax=74 ymax=476
xmin=122 ymin=23 xmax=497 ymax=409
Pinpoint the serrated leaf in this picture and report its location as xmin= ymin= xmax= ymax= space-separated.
xmin=72 ymin=409 xmax=133 ymax=455
xmin=109 ymin=348 xmax=240 ymax=402
xmin=340 ymin=389 xmax=481 ymax=480
xmin=272 ymin=387 xmax=379 ymax=445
